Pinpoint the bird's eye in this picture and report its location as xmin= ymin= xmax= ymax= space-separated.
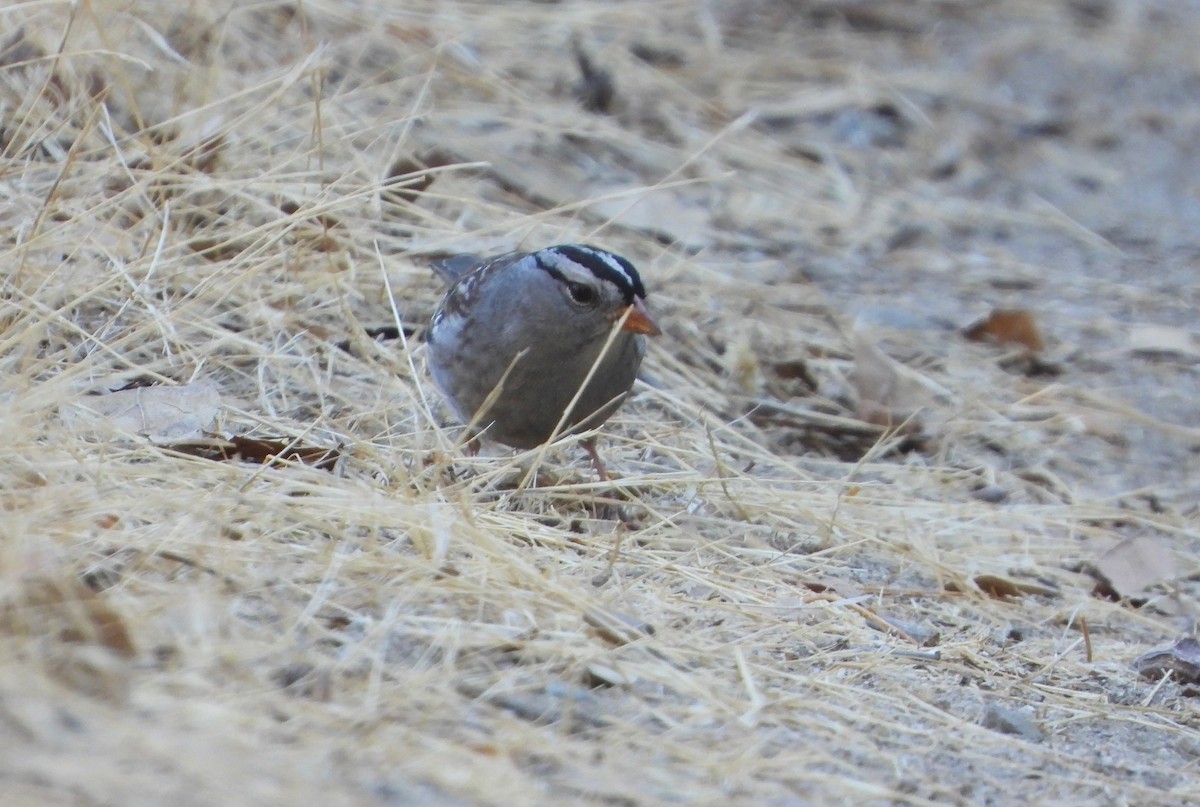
xmin=566 ymin=281 xmax=599 ymax=306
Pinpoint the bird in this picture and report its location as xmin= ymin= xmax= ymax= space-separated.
xmin=426 ymin=244 xmax=660 ymax=477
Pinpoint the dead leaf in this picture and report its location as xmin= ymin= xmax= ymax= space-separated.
xmin=971 ymin=484 xmax=1009 ymax=503
xmin=1132 ymin=636 xmax=1200 ymax=687
xmin=851 ymin=329 xmax=931 ymax=428
xmin=1094 ymin=534 xmax=1177 ymax=598
xmin=65 ymin=380 xmax=220 ymax=442
xmin=583 ymin=606 xmax=654 ymax=646
xmin=572 ymin=37 xmax=616 ymax=114
xmin=0 ymin=575 xmax=137 ymax=659
xmin=793 ymin=576 xmax=866 ymax=600
xmin=981 ymin=702 xmax=1044 ymax=742
xmin=945 ymin=574 xmax=1057 ymax=600
xmin=383 ymin=149 xmax=454 ymax=204
xmin=0 ymin=28 xmax=45 ymax=69
xmin=869 ymin=615 xmax=941 ymax=647
xmin=186 ymin=235 xmax=255 ymax=262
xmin=0 ymin=572 xmax=136 ymax=701
xmin=1078 ymin=412 xmax=1129 ymax=446
xmin=1128 ymin=324 xmax=1200 ymax=360
xmin=180 ymin=129 xmax=225 ymax=174
xmin=166 ymin=436 xmax=342 ymax=471
xmin=583 ymin=663 xmax=632 ymax=687
xmin=977 ymin=574 xmax=1057 ymax=599
xmin=726 ymin=328 xmax=762 ymax=394
xmin=630 ymin=41 xmax=685 ymax=68
xmin=772 ymin=359 xmax=817 ymax=385
xmin=963 ymin=309 xmax=1045 ymax=352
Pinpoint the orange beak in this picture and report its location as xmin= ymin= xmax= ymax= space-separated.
xmin=618 ymin=298 xmax=661 ymax=336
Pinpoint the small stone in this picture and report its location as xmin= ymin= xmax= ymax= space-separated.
xmin=981 ymin=702 xmax=1044 ymax=742
xmin=972 ymin=485 xmax=1009 ymax=503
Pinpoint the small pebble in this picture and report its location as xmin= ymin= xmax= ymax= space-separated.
xmin=981 ymin=702 xmax=1044 ymax=743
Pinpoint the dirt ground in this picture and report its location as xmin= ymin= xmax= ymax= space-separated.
xmin=2 ymin=1 xmax=1198 ymax=805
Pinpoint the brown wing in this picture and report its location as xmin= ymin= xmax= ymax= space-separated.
xmin=431 ymin=251 xmax=529 ymax=322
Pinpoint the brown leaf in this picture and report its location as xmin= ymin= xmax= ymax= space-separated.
xmin=963 ymin=309 xmax=1045 ymax=352
xmin=181 ymin=132 xmax=225 ymax=174
xmin=383 ymin=149 xmax=454 ymax=204
xmin=1132 ymin=636 xmax=1200 ymax=686
xmin=772 ymin=359 xmax=818 ymax=391
xmin=186 ymin=235 xmax=254 ymax=262
xmin=793 ymin=576 xmax=866 ymax=600
xmin=583 ymin=606 xmax=655 ymax=646
xmin=0 ymin=575 xmax=136 ymax=659
xmin=279 ymin=198 xmax=342 ymax=230
xmin=946 ymin=574 xmax=1058 ymax=600
xmin=167 ymin=436 xmax=342 ymax=471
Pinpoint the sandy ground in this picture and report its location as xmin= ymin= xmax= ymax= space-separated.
xmin=2 ymin=1 xmax=1198 ymax=805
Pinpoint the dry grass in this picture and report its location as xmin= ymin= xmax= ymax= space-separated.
xmin=2 ymin=1 xmax=1198 ymax=805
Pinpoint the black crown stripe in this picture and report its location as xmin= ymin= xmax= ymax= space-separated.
xmin=550 ymin=244 xmax=646 ymax=303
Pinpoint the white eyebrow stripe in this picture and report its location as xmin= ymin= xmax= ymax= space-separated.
xmin=534 ymin=244 xmax=646 ymax=302
xmin=557 ymin=245 xmax=633 ymax=285
xmin=597 ymin=249 xmax=635 ymax=284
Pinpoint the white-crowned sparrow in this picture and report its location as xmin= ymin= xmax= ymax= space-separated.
xmin=426 ymin=244 xmax=659 ymax=466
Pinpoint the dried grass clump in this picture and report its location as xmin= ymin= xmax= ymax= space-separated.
xmin=1 ymin=2 xmax=1198 ymax=805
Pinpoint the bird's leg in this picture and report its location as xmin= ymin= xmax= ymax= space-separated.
xmin=581 ymin=437 xmax=643 ymax=531
xmin=580 ymin=436 xmax=610 ymax=482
